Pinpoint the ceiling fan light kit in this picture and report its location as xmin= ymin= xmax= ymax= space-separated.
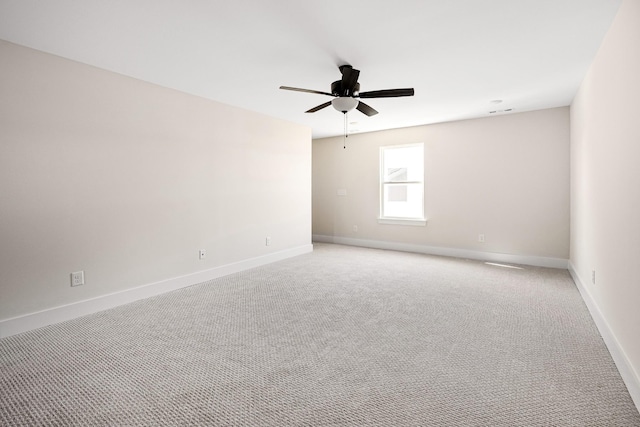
xmin=332 ymin=97 xmax=358 ymax=113
xmin=280 ymin=65 xmax=415 ymax=118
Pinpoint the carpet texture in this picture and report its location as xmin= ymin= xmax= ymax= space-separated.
xmin=1 ymin=243 xmax=639 ymax=426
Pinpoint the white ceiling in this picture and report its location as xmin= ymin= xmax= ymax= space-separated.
xmin=0 ymin=0 xmax=621 ymax=139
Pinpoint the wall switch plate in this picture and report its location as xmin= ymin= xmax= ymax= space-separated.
xmin=266 ymin=237 xmax=271 ymax=246
xmin=478 ymin=234 xmax=485 ymax=243
xmin=199 ymin=249 xmax=206 ymax=260
xmin=353 ymin=225 xmax=358 ymax=232
xmin=71 ymin=271 xmax=85 ymax=287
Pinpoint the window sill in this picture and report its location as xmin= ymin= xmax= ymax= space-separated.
xmin=377 ymin=217 xmax=427 ymax=226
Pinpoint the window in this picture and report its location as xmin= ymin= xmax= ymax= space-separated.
xmin=379 ymin=143 xmax=426 ymax=226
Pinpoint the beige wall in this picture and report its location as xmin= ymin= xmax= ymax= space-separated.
xmin=313 ymin=108 xmax=570 ymax=259
xmin=570 ymin=0 xmax=640 ymax=388
xmin=0 ymin=40 xmax=311 ymax=320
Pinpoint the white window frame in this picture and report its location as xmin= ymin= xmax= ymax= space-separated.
xmin=378 ymin=143 xmax=427 ymax=226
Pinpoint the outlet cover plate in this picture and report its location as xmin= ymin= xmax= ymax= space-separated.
xmin=71 ymin=271 xmax=85 ymax=287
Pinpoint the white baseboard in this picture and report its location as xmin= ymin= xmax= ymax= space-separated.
xmin=568 ymin=262 xmax=640 ymax=412
xmin=0 ymin=244 xmax=313 ymax=339
xmin=312 ymin=235 xmax=568 ymax=269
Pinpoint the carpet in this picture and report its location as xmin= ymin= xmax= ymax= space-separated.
xmin=1 ymin=243 xmax=639 ymax=426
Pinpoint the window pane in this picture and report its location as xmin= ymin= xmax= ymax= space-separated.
xmin=380 ymin=143 xmax=424 ymax=220
xmin=382 ymin=145 xmax=423 ymax=182
xmin=388 ymin=184 xmax=407 ymax=201
xmin=386 ymin=167 xmax=407 ymax=182
xmin=383 ymin=183 xmax=422 ymax=218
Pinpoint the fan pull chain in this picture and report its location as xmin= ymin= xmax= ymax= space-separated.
xmin=343 ymin=112 xmax=348 ymax=149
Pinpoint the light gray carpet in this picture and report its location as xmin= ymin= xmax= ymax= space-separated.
xmin=1 ymin=243 xmax=639 ymax=426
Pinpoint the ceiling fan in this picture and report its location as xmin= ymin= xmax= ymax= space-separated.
xmin=280 ymin=65 xmax=414 ymax=116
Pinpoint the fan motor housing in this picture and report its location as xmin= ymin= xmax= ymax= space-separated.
xmin=331 ymin=80 xmax=359 ymax=97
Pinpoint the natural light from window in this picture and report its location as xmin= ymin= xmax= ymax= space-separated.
xmin=380 ymin=143 xmax=425 ymax=224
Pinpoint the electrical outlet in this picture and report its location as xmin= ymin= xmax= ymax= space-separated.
xmin=199 ymin=249 xmax=206 ymax=260
xmin=71 ymin=271 xmax=85 ymax=287
xmin=478 ymin=234 xmax=485 ymax=243
xmin=266 ymin=237 xmax=271 ymax=246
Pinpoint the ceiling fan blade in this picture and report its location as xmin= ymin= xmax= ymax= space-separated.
xmin=356 ymin=101 xmax=378 ymax=117
xmin=339 ymin=65 xmax=360 ymax=96
xmin=359 ymin=88 xmax=415 ymax=98
xmin=280 ymin=86 xmax=334 ymax=97
xmin=305 ymin=101 xmax=332 ymax=113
